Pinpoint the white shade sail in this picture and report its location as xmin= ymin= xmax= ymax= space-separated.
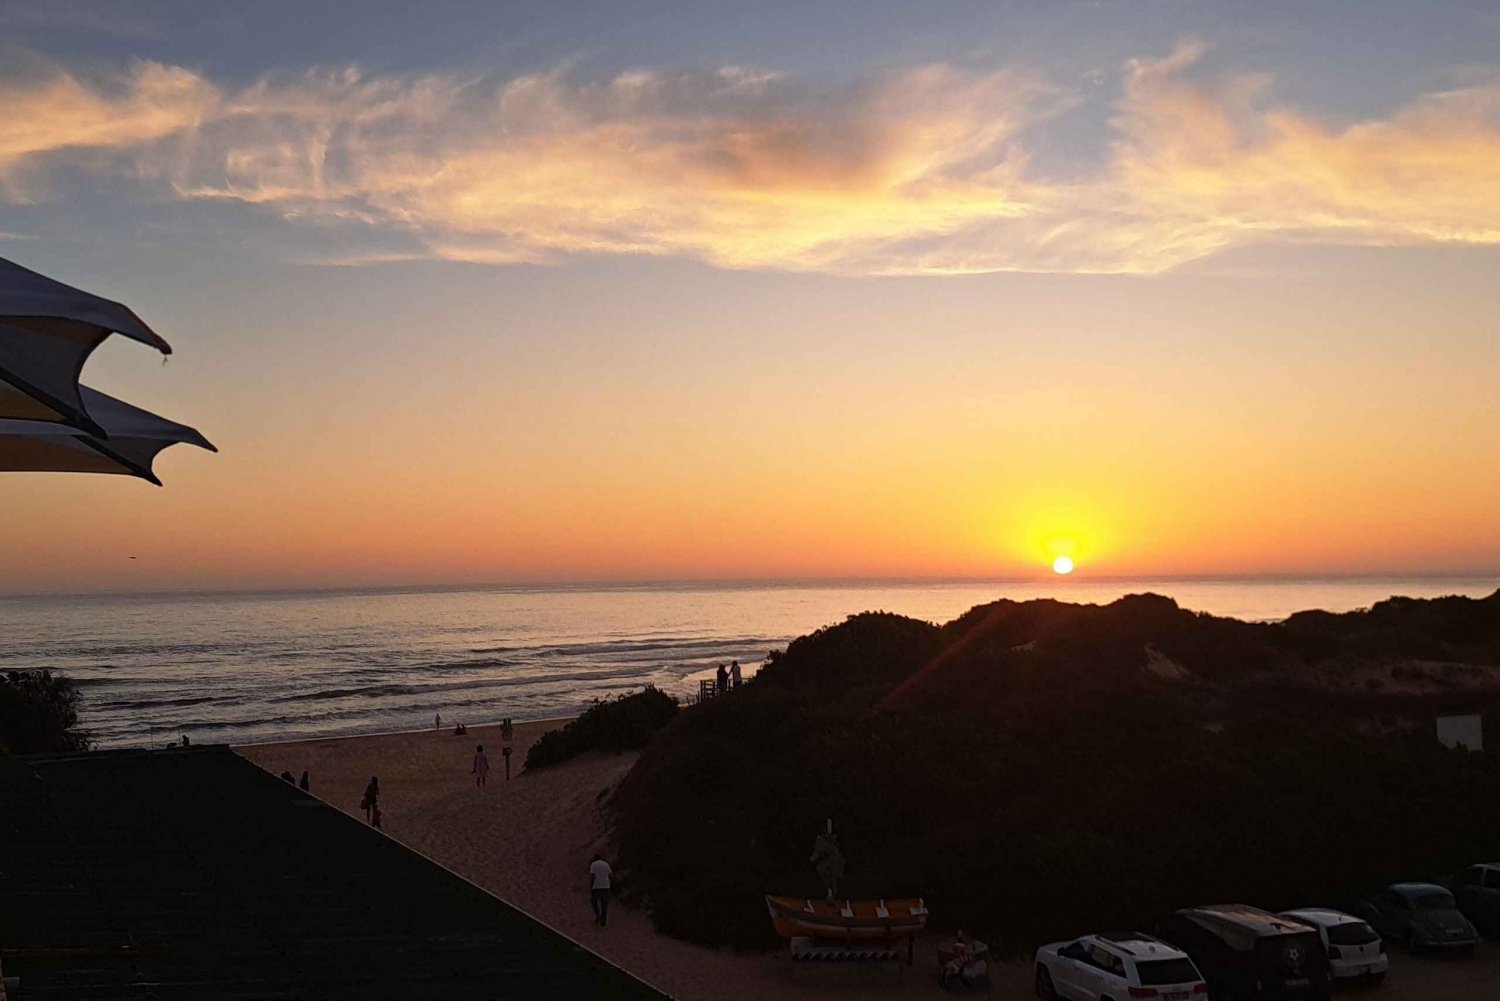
xmin=0 ymin=257 xmax=172 ymax=435
xmin=0 ymin=386 xmax=215 ymax=486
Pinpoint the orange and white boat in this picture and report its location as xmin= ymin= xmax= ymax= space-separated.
xmin=765 ymin=895 xmax=928 ymax=941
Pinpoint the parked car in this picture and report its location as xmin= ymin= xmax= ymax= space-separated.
xmin=1448 ymin=862 xmax=1500 ymax=936
xmin=1034 ymin=932 xmax=1207 ymax=1000
xmin=1278 ymin=909 xmax=1387 ymax=985
xmin=1356 ymin=883 xmax=1478 ymax=952
xmin=1156 ymin=904 xmax=1331 ymax=1000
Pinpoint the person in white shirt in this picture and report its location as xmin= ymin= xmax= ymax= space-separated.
xmin=588 ymin=854 xmax=613 ymax=928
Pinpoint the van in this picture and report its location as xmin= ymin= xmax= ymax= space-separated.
xmin=1156 ymin=904 xmax=1330 ymax=1000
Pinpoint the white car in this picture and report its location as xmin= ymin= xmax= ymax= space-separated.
xmin=1279 ymin=909 xmax=1388 ymax=984
xmin=1036 ymin=932 xmax=1208 ymax=1001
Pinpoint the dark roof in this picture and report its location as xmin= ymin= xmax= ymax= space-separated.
xmin=1176 ymin=904 xmax=1316 ymax=951
xmin=0 ymin=747 xmax=669 ymax=1000
xmin=1388 ymin=882 xmax=1452 ymax=898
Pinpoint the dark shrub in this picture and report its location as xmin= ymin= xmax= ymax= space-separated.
xmin=525 ymin=686 xmax=679 ymax=770
xmin=610 ymin=590 xmax=1500 ymax=951
xmin=0 ymin=670 xmax=90 ymax=754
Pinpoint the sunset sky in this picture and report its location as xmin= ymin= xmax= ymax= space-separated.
xmin=2 ymin=1 xmax=1499 ymax=592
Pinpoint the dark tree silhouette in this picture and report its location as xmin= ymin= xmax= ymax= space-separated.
xmin=0 ymin=670 xmax=91 ymax=754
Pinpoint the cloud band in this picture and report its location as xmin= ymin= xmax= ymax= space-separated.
xmin=3 ymin=44 xmax=1499 ymax=274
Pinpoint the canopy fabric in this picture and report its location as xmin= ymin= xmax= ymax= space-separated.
xmin=0 ymin=385 xmax=215 ymax=486
xmin=0 ymin=257 xmax=172 ymax=435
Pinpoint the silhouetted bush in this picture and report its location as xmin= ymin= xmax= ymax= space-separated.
xmin=611 ymin=590 xmax=1500 ymax=951
xmin=525 ymin=686 xmax=679 ymax=770
xmin=0 ymin=670 xmax=90 ymax=754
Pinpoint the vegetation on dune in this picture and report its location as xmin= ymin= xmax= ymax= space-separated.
xmin=0 ymin=669 xmax=91 ymax=754
xmin=611 ymin=590 xmax=1500 ymax=950
xmin=525 ymin=686 xmax=679 ymax=771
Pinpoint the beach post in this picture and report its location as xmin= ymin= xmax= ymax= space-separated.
xmin=502 ymin=745 xmax=513 ymax=780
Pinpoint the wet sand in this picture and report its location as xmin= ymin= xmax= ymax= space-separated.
xmin=238 ymin=722 xmax=1500 ymax=1000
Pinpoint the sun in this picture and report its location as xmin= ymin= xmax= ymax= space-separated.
xmin=1052 ymin=555 xmax=1075 ymax=575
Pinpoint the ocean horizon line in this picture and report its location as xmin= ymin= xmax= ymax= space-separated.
xmin=3 ymin=570 xmax=1497 ymax=604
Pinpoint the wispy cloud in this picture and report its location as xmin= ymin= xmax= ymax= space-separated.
xmin=1105 ymin=41 xmax=1500 ymax=257
xmin=0 ymin=61 xmax=217 ymax=199
xmin=3 ymin=45 xmax=1499 ymax=274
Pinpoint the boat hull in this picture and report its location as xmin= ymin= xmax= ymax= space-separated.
xmin=765 ymin=895 xmax=928 ymax=941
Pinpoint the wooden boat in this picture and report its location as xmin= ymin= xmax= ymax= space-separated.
xmin=765 ymin=895 xmax=928 ymax=941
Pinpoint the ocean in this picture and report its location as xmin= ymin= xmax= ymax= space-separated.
xmin=3 ymin=576 xmax=1495 ymax=748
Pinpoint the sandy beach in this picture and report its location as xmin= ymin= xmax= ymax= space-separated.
xmin=237 ymin=722 xmax=1500 ymax=1001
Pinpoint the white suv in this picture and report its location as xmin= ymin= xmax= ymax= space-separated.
xmin=1036 ymin=932 xmax=1208 ymax=1000
xmin=1279 ymin=909 xmax=1387 ymax=984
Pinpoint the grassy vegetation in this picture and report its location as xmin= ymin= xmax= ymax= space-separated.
xmin=524 ymin=686 xmax=679 ymax=770
xmin=611 ymin=591 xmax=1500 ymax=950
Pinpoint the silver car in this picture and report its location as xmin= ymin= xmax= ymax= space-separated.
xmin=1279 ymin=909 xmax=1387 ymax=984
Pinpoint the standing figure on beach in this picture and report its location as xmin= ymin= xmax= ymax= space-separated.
xmin=299 ymin=770 xmax=310 ymax=792
xmin=715 ymin=663 xmax=728 ymax=695
xmin=588 ymin=854 xmax=613 ymax=928
xmin=361 ymin=776 xmax=380 ymax=823
xmin=730 ymin=660 xmax=742 ymax=689
xmin=472 ymin=744 xmax=490 ymax=787
xmin=434 ymin=712 xmax=441 ymax=730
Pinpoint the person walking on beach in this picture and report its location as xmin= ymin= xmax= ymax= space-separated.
xmin=361 ymin=776 xmax=380 ymax=824
xmin=472 ymin=744 xmax=490 ymax=787
xmin=434 ymin=712 xmax=441 ymax=731
xmin=588 ymin=854 xmax=613 ymax=928
xmin=299 ymin=770 xmax=310 ymax=792
xmin=715 ymin=663 xmax=728 ymax=696
xmin=730 ymin=660 xmax=742 ymax=689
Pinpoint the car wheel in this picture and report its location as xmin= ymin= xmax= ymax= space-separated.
xmin=1035 ymin=965 xmax=1058 ymax=1001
